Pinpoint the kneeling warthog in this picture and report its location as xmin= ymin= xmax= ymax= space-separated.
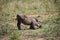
xmin=16 ymin=14 xmax=41 ymax=30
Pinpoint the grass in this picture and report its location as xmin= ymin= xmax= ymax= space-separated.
xmin=0 ymin=0 xmax=60 ymax=40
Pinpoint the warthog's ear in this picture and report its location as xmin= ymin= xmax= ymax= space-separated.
xmin=37 ymin=15 xmax=40 ymax=18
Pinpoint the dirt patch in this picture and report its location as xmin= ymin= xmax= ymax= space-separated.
xmin=0 ymin=35 xmax=9 ymax=40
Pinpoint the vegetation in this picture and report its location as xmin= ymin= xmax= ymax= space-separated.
xmin=0 ymin=0 xmax=60 ymax=40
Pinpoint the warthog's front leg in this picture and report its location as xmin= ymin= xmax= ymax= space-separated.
xmin=30 ymin=22 xmax=35 ymax=29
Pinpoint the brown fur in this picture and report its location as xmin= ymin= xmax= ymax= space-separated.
xmin=16 ymin=14 xmax=41 ymax=30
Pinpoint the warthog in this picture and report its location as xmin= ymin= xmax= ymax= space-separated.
xmin=16 ymin=14 xmax=41 ymax=30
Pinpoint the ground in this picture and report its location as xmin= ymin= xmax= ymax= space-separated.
xmin=0 ymin=0 xmax=60 ymax=40
xmin=0 ymin=13 xmax=58 ymax=40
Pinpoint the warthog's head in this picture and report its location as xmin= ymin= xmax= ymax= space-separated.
xmin=35 ymin=18 xmax=42 ymax=28
xmin=38 ymin=21 xmax=42 ymax=28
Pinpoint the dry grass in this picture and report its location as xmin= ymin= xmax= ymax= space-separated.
xmin=0 ymin=0 xmax=60 ymax=40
